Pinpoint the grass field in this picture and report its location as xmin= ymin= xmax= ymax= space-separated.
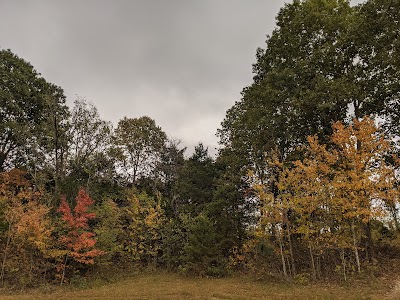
xmin=0 ymin=273 xmax=398 ymax=300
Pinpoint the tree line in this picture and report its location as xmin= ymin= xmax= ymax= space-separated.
xmin=0 ymin=0 xmax=399 ymax=286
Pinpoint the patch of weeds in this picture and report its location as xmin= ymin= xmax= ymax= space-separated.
xmin=293 ymin=273 xmax=310 ymax=285
xmin=37 ymin=282 xmax=57 ymax=294
xmin=69 ymin=274 xmax=88 ymax=289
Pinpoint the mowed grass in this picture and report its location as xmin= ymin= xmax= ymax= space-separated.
xmin=0 ymin=273 xmax=397 ymax=300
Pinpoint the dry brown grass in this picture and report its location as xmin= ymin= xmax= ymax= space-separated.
xmin=387 ymin=278 xmax=400 ymax=300
xmin=0 ymin=273 xmax=395 ymax=300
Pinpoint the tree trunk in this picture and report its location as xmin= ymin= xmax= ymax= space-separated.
xmin=316 ymin=255 xmax=321 ymax=279
xmin=340 ymin=248 xmax=347 ymax=282
xmin=54 ymin=112 xmax=60 ymax=195
xmin=351 ymin=221 xmax=361 ymax=273
xmin=365 ymin=220 xmax=375 ymax=262
xmin=277 ymin=230 xmax=287 ymax=278
xmin=353 ymin=100 xmax=361 ymax=119
xmin=29 ymin=253 xmax=34 ymax=284
xmin=308 ymin=241 xmax=316 ymax=280
xmin=286 ymin=225 xmax=296 ymax=276
xmin=0 ymin=224 xmax=11 ymax=286
xmin=389 ymin=204 xmax=400 ymax=231
xmin=60 ymin=255 xmax=68 ymax=286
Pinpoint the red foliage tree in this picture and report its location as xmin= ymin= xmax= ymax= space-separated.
xmin=58 ymin=189 xmax=104 ymax=265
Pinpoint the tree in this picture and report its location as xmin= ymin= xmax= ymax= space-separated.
xmin=219 ymin=0 xmax=400 ymax=187
xmin=28 ymin=93 xmax=70 ymax=196
xmin=0 ymin=169 xmax=56 ymax=286
xmin=114 ymin=116 xmax=167 ymax=184
xmin=173 ymin=144 xmax=244 ymax=275
xmin=57 ymin=189 xmax=104 ymax=284
xmin=121 ymin=191 xmax=164 ymax=267
xmin=62 ymin=98 xmax=116 ymax=201
xmin=255 ymin=117 xmax=399 ymax=279
xmin=153 ymin=139 xmax=185 ymax=217
xmin=348 ymin=0 xmax=400 ymax=133
xmin=174 ymin=143 xmax=216 ymax=215
xmin=207 ymin=150 xmax=252 ymax=258
xmin=218 ymin=1 xmax=400 ymax=266
xmin=68 ymin=98 xmax=113 ymax=174
xmin=0 ymin=49 xmax=69 ymax=174
xmin=327 ymin=118 xmax=396 ymax=265
xmin=181 ymin=214 xmax=225 ymax=276
xmin=218 ymin=2 xmax=356 ymax=247
xmin=219 ymin=0 xmax=355 ymax=178
xmin=94 ymin=199 xmax=124 ymax=265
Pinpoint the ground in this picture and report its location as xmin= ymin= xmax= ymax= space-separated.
xmin=0 ymin=273 xmax=398 ymax=300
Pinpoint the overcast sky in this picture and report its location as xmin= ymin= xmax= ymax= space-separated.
xmin=0 ymin=0 xmax=364 ymax=156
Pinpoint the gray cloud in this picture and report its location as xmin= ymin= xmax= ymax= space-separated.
xmin=0 ymin=0 xmax=364 ymax=156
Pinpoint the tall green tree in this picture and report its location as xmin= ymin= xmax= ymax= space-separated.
xmin=219 ymin=0 xmax=354 ymax=176
xmin=154 ymin=139 xmax=185 ymax=217
xmin=63 ymin=98 xmax=116 ymax=201
xmin=114 ymin=116 xmax=167 ymax=185
xmin=218 ymin=0 xmax=400 ymax=234
xmin=28 ymin=92 xmax=69 ymax=195
xmin=68 ymin=99 xmax=113 ymax=174
xmin=0 ymin=49 xmax=69 ymax=175
xmin=175 ymin=143 xmax=216 ymax=215
xmin=348 ymin=0 xmax=400 ymax=131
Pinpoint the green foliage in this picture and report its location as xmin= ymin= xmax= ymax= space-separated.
xmin=349 ymin=0 xmax=400 ymax=134
xmin=0 ymin=49 xmax=69 ymax=186
xmin=181 ymin=214 xmax=226 ymax=277
xmin=62 ymin=98 xmax=116 ymax=202
xmin=211 ymin=154 xmax=252 ymax=252
xmin=217 ymin=0 xmax=400 ymax=280
xmin=153 ymin=139 xmax=186 ymax=217
xmin=175 ymin=143 xmax=216 ymax=215
xmin=94 ymin=199 xmax=124 ymax=264
xmin=1 ymin=0 xmax=400 ymax=287
xmin=219 ymin=0 xmax=354 ymax=176
xmin=114 ymin=116 xmax=167 ymax=184
xmin=160 ymin=217 xmax=188 ymax=270
xmin=218 ymin=0 xmax=400 ymax=203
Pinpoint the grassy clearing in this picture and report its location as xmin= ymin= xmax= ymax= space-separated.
xmin=0 ymin=273 xmax=396 ymax=300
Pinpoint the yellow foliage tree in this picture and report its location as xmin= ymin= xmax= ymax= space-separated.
xmin=123 ymin=191 xmax=164 ymax=267
xmin=254 ymin=117 xmax=399 ymax=280
xmin=0 ymin=169 xmax=57 ymax=285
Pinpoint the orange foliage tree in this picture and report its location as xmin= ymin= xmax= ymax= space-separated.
xmin=57 ymin=188 xmax=104 ymax=284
